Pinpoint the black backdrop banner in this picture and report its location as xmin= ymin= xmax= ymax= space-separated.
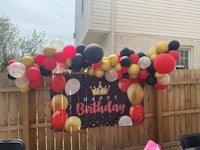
xmin=51 ymin=73 xmax=132 ymax=128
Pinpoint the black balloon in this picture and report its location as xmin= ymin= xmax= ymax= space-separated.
xmin=76 ymin=44 xmax=86 ymax=54
xmin=137 ymin=52 xmax=145 ymax=58
xmin=120 ymin=47 xmax=130 ymax=56
xmin=120 ymin=56 xmax=131 ymax=67
xmin=83 ymin=44 xmax=104 ymax=64
xmin=71 ymin=65 xmax=81 ymax=72
xmin=7 ymin=73 xmax=16 ymax=80
xmin=168 ymin=40 xmax=180 ymax=50
xmin=72 ymin=53 xmax=84 ymax=67
xmin=40 ymin=66 xmax=52 ymax=76
xmin=82 ymin=61 xmax=92 ymax=68
xmin=145 ymin=75 xmax=157 ymax=86
xmin=147 ymin=62 xmax=156 ymax=74
xmin=129 ymin=49 xmax=135 ymax=55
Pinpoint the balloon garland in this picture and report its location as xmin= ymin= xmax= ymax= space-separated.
xmin=7 ymin=39 xmax=180 ymax=131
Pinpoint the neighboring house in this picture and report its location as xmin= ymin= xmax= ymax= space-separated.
xmin=74 ymin=0 xmax=200 ymax=69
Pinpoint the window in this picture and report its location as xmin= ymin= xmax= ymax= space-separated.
xmin=176 ymin=46 xmax=193 ymax=69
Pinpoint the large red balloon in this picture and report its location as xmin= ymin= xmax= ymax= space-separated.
xmin=118 ymin=78 xmax=131 ymax=92
xmin=26 ymin=66 xmax=41 ymax=81
xmin=50 ymin=74 xmax=66 ymax=93
xmin=43 ymin=57 xmax=57 ymax=71
xmin=35 ymin=53 xmax=46 ymax=66
xmin=51 ymin=109 xmax=68 ymax=131
xmin=63 ymin=45 xmax=76 ymax=59
xmin=129 ymin=104 xmax=144 ymax=124
xmin=153 ymin=54 xmax=176 ymax=74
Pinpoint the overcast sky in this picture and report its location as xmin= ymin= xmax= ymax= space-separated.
xmin=0 ymin=0 xmax=75 ymax=45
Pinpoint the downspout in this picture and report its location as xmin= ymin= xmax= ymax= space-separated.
xmin=110 ymin=0 xmax=115 ymax=54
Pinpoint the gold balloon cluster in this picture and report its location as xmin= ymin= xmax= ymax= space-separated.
xmin=51 ymin=94 xmax=82 ymax=132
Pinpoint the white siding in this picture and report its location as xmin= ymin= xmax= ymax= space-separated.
xmin=90 ymin=0 xmax=112 ymax=31
xmin=114 ymin=33 xmax=200 ymax=69
xmin=75 ymin=0 xmax=90 ymax=45
xmin=115 ymin=0 xmax=200 ymax=39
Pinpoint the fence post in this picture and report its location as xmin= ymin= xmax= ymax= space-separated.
xmin=21 ymin=93 xmax=30 ymax=150
xmin=156 ymin=90 xmax=164 ymax=146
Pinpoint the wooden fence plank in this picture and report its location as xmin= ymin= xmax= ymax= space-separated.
xmin=21 ymin=93 xmax=30 ymax=150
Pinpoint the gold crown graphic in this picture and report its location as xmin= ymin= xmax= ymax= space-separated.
xmin=90 ymin=82 xmax=110 ymax=96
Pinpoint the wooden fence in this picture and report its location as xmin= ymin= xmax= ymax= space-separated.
xmin=0 ymin=69 xmax=200 ymax=150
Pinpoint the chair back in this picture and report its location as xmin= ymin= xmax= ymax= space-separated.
xmin=181 ymin=133 xmax=200 ymax=149
xmin=0 ymin=139 xmax=25 ymax=150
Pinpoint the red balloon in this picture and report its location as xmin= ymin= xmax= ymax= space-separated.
xmin=54 ymin=51 xmax=66 ymax=63
xmin=35 ymin=53 xmax=46 ymax=66
xmin=117 ymin=71 xmax=123 ymax=80
xmin=63 ymin=45 xmax=76 ymax=59
xmin=51 ymin=109 xmax=68 ymax=131
xmin=153 ymin=54 xmax=176 ymax=74
xmin=92 ymin=62 xmax=101 ymax=68
xmin=138 ymin=69 xmax=149 ymax=80
xmin=118 ymin=78 xmax=131 ymax=92
xmin=50 ymin=74 xmax=66 ymax=93
xmin=121 ymin=66 xmax=128 ymax=73
xmin=43 ymin=57 xmax=57 ymax=71
xmin=154 ymin=82 xmax=167 ymax=90
xmin=30 ymin=77 xmax=43 ymax=89
xmin=168 ymin=50 xmax=180 ymax=61
xmin=129 ymin=104 xmax=144 ymax=124
xmin=129 ymin=77 xmax=143 ymax=84
xmin=7 ymin=60 xmax=16 ymax=66
xmin=26 ymin=67 xmax=41 ymax=81
xmin=129 ymin=54 xmax=139 ymax=64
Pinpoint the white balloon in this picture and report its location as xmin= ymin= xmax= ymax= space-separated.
xmin=50 ymin=39 xmax=64 ymax=50
xmin=8 ymin=62 xmax=26 ymax=78
xmin=65 ymin=78 xmax=81 ymax=95
xmin=105 ymin=68 xmax=118 ymax=82
xmin=158 ymin=74 xmax=170 ymax=85
xmin=138 ymin=56 xmax=151 ymax=69
xmin=118 ymin=115 xmax=133 ymax=126
xmin=15 ymin=76 xmax=30 ymax=88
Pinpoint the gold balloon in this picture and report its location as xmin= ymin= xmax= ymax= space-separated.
xmin=100 ymin=59 xmax=110 ymax=71
xmin=127 ymin=83 xmax=144 ymax=105
xmin=87 ymin=67 xmax=95 ymax=76
xmin=114 ymin=63 xmax=122 ymax=71
xmin=94 ymin=68 xmax=104 ymax=78
xmin=18 ymin=86 xmax=31 ymax=93
xmin=128 ymin=64 xmax=140 ymax=75
xmin=154 ymin=72 xmax=163 ymax=79
xmin=150 ymin=54 xmax=158 ymax=61
xmin=64 ymin=59 xmax=72 ymax=67
xmin=146 ymin=47 xmax=157 ymax=58
xmin=65 ymin=116 xmax=82 ymax=132
xmin=21 ymin=56 xmax=35 ymax=68
xmin=43 ymin=46 xmax=56 ymax=57
xmin=108 ymin=54 xmax=118 ymax=67
xmin=156 ymin=41 xmax=168 ymax=53
xmin=51 ymin=94 xmax=69 ymax=112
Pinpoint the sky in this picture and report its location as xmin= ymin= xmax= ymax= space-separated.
xmin=0 ymin=0 xmax=75 ymax=46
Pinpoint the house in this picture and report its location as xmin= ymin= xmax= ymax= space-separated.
xmin=74 ymin=0 xmax=200 ymax=69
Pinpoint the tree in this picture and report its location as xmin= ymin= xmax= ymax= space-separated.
xmin=0 ymin=16 xmax=46 ymax=72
